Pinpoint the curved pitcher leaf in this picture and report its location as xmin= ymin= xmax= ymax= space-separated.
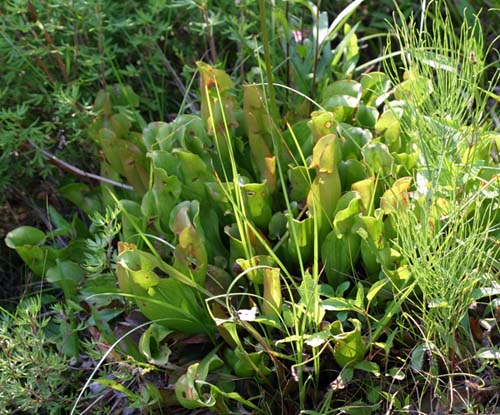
xmin=174 ymin=150 xmax=213 ymax=202
xmin=308 ymin=110 xmax=336 ymax=142
xmin=308 ymin=134 xmax=342 ymax=234
xmin=117 ymin=249 xmax=213 ymax=334
xmin=263 ymin=267 xmax=282 ymax=318
xmin=224 ymin=348 xmax=271 ymax=378
xmin=176 ymin=348 xmax=224 ymax=409
xmin=225 ymin=224 xmax=268 ymax=268
xmin=338 ymin=159 xmax=367 ymax=192
xmin=330 ymin=319 xmax=367 ymax=367
xmin=197 ymin=61 xmax=237 ymax=136
xmin=322 ymin=231 xmax=360 ymax=286
xmin=337 ymin=123 xmax=372 ymax=160
xmin=285 ymin=214 xmax=315 ymax=266
xmin=333 ymin=191 xmax=362 ymax=236
xmin=351 ymin=177 xmax=377 ymax=216
xmin=288 ymin=165 xmax=313 ymax=202
xmin=380 ymin=177 xmax=412 ymax=214
xmin=139 ymin=323 xmax=173 ymax=365
xmin=170 ymin=201 xmax=208 ymax=284
xmin=360 ymin=72 xmax=391 ymax=107
xmin=362 ymin=142 xmax=394 ymax=176
xmin=175 ymin=115 xmax=211 ymax=155
xmin=116 ymin=241 xmax=136 ymax=294
xmin=375 ymin=108 xmax=402 ymax=152
xmin=120 ymin=200 xmax=143 ymax=244
xmin=242 ymin=181 xmax=273 ymax=229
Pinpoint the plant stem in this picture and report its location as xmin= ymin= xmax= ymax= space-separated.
xmin=259 ymin=0 xmax=279 ymax=123
xmin=310 ymin=0 xmax=321 ymax=106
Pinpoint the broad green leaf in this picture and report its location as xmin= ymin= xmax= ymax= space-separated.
xmin=322 ymin=80 xmax=362 ymax=109
xmin=175 ymin=115 xmax=210 ymax=155
xmin=268 ymin=212 xmax=287 ymax=240
xmin=394 ymin=74 xmax=433 ymax=104
xmin=236 ymin=255 xmax=275 ymax=285
xmin=117 ymin=249 xmax=213 ymax=334
xmin=354 ymin=361 xmax=380 ymax=376
xmin=46 ymin=260 xmax=84 ymax=294
xmin=110 ymin=113 xmax=131 ymax=137
xmin=383 ymin=265 xmax=410 ymax=289
xmin=393 ymin=152 xmax=418 ymax=177
xmin=282 ymin=120 xmax=313 ymax=161
xmin=321 ymin=297 xmax=356 ymax=312
xmin=305 ymin=330 xmax=331 ymax=347
xmin=143 ymin=168 xmax=182 ymax=233
xmin=58 ymin=183 xmax=102 ymax=215
xmin=356 ymin=104 xmax=379 ymax=129
xmin=360 ymin=240 xmax=380 ymax=276
xmin=120 ymin=200 xmax=143 ymax=244
xmin=142 ymin=121 xmax=177 ymax=154
xmin=366 ymin=278 xmax=389 ymax=302
xmin=5 ymin=226 xmax=60 ymax=277
xmin=5 ymin=226 xmax=45 ymax=247
xmin=224 ymin=348 xmax=271 ymax=378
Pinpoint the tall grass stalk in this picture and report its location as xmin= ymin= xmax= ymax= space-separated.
xmin=387 ymin=0 xmax=500 ymax=358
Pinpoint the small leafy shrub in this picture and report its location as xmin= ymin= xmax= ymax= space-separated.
xmin=0 ymin=297 xmax=77 ymax=414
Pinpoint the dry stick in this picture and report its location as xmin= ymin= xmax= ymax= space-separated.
xmin=71 ymin=0 xmax=79 ymax=80
xmin=28 ymin=140 xmax=133 ymax=191
xmin=201 ymin=3 xmax=217 ymax=64
xmin=26 ymin=1 xmax=70 ymax=83
xmin=96 ymin=0 xmax=106 ymax=89
xmin=151 ymin=40 xmax=199 ymax=112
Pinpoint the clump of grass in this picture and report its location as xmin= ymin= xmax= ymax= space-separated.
xmin=393 ymin=200 xmax=498 ymax=354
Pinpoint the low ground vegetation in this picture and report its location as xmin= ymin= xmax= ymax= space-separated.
xmin=2 ymin=0 xmax=500 ymax=413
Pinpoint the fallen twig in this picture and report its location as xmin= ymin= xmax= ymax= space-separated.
xmin=28 ymin=140 xmax=134 ymax=191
